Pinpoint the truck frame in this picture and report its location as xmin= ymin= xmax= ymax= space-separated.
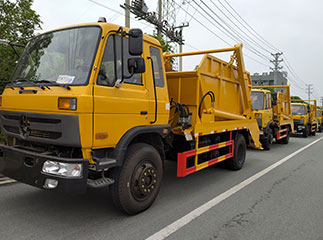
xmin=0 ymin=20 xmax=261 ymax=214
xmin=291 ymin=99 xmax=317 ymax=137
xmin=251 ymin=85 xmax=294 ymax=150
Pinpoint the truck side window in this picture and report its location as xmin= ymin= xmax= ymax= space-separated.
xmin=149 ymin=47 xmax=165 ymax=87
xmin=97 ymin=36 xmax=116 ymax=86
xmin=264 ymin=93 xmax=269 ymax=109
xmin=97 ymin=35 xmax=142 ymax=86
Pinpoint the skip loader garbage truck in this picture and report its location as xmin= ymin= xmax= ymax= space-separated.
xmin=316 ymin=107 xmax=322 ymax=132
xmin=291 ymin=99 xmax=317 ymax=137
xmin=250 ymin=85 xmax=294 ymax=150
xmin=0 ymin=19 xmax=262 ymax=215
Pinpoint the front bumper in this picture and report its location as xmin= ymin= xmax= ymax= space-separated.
xmin=0 ymin=144 xmax=88 ymax=194
xmin=294 ymin=124 xmax=305 ymax=133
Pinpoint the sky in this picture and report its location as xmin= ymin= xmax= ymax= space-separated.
xmin=31 ymin=0 xmax=323 ymax=100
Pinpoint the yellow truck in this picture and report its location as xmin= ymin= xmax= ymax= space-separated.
xmin=316 ymin=108 xmax=322 ymax=132
xmin=0 ymin=19 xmax=261 ymax=214
xmin=291 ymin=99 xmax=317 ymax=137
xmin=250 ymin=85 xmax=293 ymax=150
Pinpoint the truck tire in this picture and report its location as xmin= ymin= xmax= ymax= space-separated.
xmin=110 ymin=143 xmax=163 ymax=215
xmin=319 ymin=125 xmax=322 ymax=133
xmin=303 ymin=125 xmax=309 ymax=138
xmin=225 ymin=134 xmax=246 ymax=171
xmin=262 ymin=128 xmax=273 ymax=150
xmin=311 ymin=128 xmax=316 ymax=136
xmin=281 ymin=127 xmax=290 ymax=144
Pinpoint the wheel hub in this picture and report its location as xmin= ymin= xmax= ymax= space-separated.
xmin=131 ymin=162 xmax=158 ymax=201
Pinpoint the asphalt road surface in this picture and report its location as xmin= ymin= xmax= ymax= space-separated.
xmin=1 ymin=134 xmax=323 ymax=240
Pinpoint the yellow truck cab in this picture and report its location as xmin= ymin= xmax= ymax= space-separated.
xmin=250 ymin=85 xmax=293 ymax=150
xmin=291 ymin=100 xmax=317 ymax=137
xmin=316 ymin=108 xmax=322 ymax=132
xmin=0 ymin=19 xmax=261 ymax=214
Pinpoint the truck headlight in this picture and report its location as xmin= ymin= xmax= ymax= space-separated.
xmin=42 ymin=160 xmax=83 ymax=178
xmin=255 ymin=113 xmax=262 ymax=118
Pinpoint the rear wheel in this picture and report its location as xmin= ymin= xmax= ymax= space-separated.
xmin=225 ymin=134 xmax=246 ymax=171
xmin=110 ymin=143 xmax=163 ymax=215
xmin=311 ymin=127 xmax=316 ymax=136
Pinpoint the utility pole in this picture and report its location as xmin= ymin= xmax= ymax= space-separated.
xmin=270 ymin=52 xmax=283 ymax=87
xmin=305 ymin=84 xmax=313 ymax=99
xmin=158 ymin=0 xmax=162 ymax=37
xmin=121 ymin=1 xmax=188 ymax=45
xmin=320 ymin=96 xmax=323 ymax=106
xmin=173 ymin=23 xmax=189 ymax=71
xmin=125 ymin=0 xmax=130 ymax=28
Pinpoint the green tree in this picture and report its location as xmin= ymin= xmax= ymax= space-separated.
xmin=148 ymin=32 xmax=174 ymax=53
xmin=291 ymin=96 xmax=306 ymax=104
xmin=0 ymin=0 xmax=42 ymax=92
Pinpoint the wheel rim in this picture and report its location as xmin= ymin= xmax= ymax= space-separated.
xmin=130 ymin=161 xmax=158 ymax=202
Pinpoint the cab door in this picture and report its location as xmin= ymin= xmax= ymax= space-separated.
xmin=145 ymin=45 xmax=170 ymax=125
xmin=264 ymin=93 xmax=273 ymax=127
xmin=93 ymin=34 xmax=150 ymax=148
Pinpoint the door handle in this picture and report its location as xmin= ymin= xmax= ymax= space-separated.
xmin=140 ymin=111 xmax=148 ymax=115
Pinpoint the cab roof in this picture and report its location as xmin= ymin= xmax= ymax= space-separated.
xmin=41 ymin=21 xmax=161 ymax=48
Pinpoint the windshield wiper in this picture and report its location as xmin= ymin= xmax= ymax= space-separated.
xmin=35 ymin=80 xmax=71 ymax=90
xmin=9 ymin=79 xmax=46 ymax=90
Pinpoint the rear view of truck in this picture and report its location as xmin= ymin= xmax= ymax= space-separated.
xmin=291 ymin=99 xmax=317 ymax=137
xmin=251 ymin=85 xmax=293 ymax=150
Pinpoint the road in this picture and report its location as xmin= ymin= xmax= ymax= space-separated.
xmin=1 ymin=134 xmax=323 ymax=240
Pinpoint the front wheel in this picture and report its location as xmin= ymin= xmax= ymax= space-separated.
xmin=225 ymin=134 xmax=246 ymax=171
xmin=312 ymin=128 xmax=316 ymax=136
xmin=261 ymin=128 xmax=273 ymax=150
xmin=110 ymin=143 xmax=163 ymax=215
xmin=281 ymin=127 xmax=290 ymax=144
xmin=303 ymin=125 xmax=309 ymax=138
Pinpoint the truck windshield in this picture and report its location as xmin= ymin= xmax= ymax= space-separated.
xmin=317 ymin=110 xmax=321 ymax=117
xmin=250 ymin=91 xmax=264 ymax=110
xmin=9 ymin=26 xmax=101 ymax=86
xmin=291 ymin=105 xmax=305 ymax=115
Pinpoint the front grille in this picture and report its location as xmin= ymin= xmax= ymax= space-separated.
xmin=28 ymin=117 xmax=61 ymax=124
xmin=3 ymin=115 xmax=20 ymax=121
xmin=3 ymin=125 xmax=20 ymax=134
xmin=29 ymin=129 xmax=62 ymax=139
xmin=0 ymin=110 xmax=81 ymax=147
xmin=293 ymin=119 xmax=302 ymax=124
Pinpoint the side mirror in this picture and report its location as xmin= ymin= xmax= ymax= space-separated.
xmin=307 ymin=105 xmax=311 ymax=113
xmin=128 ymin=57 xmax=145 ymax=74
xmin=128 ymin=29 xmax=143 ymax=56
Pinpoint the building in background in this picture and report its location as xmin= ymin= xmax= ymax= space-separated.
xmin=251 ymin=71 xmax=288 ymax=92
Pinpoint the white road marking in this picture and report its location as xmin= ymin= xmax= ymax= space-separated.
xmin=146 ymin=137 xmax=323 ymax=240
xmin=0 ymin=179 xmax=16 ymax=185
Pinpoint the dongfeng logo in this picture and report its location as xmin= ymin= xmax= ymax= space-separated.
xmin=20 ymin=115 xmax=30 ymax=137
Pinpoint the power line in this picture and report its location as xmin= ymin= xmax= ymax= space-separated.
xmin=220 ymin=0 xmax=281 ymax=53
xmin=173 ymin=0 xmax=271 ymax=68
xmin=188 ymin=0 xmax=271 ymax=63
xmin=88 ymin=0 xmax=154 ymax=29
xmin=208 ymin=0 xmax=272 ymax=55
xmin=191 ymin=0 xmax=271 ymax=62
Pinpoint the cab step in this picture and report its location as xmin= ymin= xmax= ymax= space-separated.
xmin=87 ymin=177 xmax=114 ymax=188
